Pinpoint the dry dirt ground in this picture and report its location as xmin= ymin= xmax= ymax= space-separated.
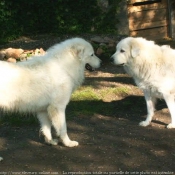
xmin=0 ymin=35 xmax=175 ymax=174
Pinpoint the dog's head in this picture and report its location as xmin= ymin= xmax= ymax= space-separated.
xmin=110 ymin=37 xmax=139 ymax=66
xmin=110 ymin=37 xmax=153 ymax=66
xmin=71 ymin=38 xmax=101 ymax=71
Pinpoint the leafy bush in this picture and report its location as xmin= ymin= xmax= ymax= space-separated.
xmin=0 ymin=0 xmax=119 ymax=43
xmin=0 ymin=1 xmax=21 ymax=42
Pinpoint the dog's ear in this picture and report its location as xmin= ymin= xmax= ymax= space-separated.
xmin=131 ymin=47 xmax=140 ymax=58
xmin=71 ymin=45 xmax=85 ymax=58
xmin=130 ymin=40 xmax=140 ymax=58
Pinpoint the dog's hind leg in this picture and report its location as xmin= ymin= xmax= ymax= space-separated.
xmin=139 ymin=91 xmax=156 ymax=127
xmin=163 ymin=94 xmax=175 ymax=128
xmin=47 ymin=105 xmax=79 ymax=147
xmin=37 ymin=111 xmax=58 ymax=145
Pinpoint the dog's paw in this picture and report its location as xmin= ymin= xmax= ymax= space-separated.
xmin=0 ymin=157 xmax=3 ymax=161
xmin=46 ymin=139 xmax=58 ymax=145
xmin=167 ymin=123 xmax=175 ymax=129
xmin=139 ymin=121 xmax=150 ymax=127
xmin=64 ymin=140 xmax=79 ymax=147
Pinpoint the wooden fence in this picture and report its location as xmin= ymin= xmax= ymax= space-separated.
xmin=127 ymin=0 xmax=169 ymax=39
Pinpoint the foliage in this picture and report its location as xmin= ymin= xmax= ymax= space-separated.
xmin=0 ymin=0 xmax=119 ymax=43
xmin=0 ymin=1 xmax=21 ymax=42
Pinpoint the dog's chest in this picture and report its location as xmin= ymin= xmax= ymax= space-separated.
xmin=138 ymin=82 xmax=163 ymax=98
xmin=149 ymin=87 xmax=163 ymax=98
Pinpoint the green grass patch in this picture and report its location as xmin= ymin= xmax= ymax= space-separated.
xmin=67 ymin=85 xmax=131 ymax=118
xmin=71 ymin=86 xmax=130 ymax=101
xmin=100 ymin=87 xmax=129 ymax=98
xmin=71 ymin=86 xmax=101 ymax=101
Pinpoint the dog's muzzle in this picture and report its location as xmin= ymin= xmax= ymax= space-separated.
xmin=110 ymin=56 xmax=125 ymax=66
xmin=85 ymin=63 xmax=95 ymax=72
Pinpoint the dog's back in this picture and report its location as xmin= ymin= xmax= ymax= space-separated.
xmin=0 ymin=60 xmax=52 ymax=112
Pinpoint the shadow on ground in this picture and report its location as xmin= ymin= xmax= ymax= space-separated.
xmin=0 ymin=95 xmax=175 ymax=173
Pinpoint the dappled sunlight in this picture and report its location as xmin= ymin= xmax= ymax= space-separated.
xmin=84 ymin=64 xmax=140 ymax=92
xmin=73 ymin=67 xmax=143 ymax=103
xmin=71 ymin=86 xmax=101 ymax=101
xmin=72 ymin=84 xmax=142 ymax=103
xmin=0 ymin=138 xmax=6 ymax=152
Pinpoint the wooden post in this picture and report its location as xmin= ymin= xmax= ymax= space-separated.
xmin=116 ymin=1 xmax=129 ymax=36
xmin=169 ymin=0 xmax=175 ymax=39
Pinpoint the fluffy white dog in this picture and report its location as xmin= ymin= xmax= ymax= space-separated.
xmin=111 ymin=37 xmax=175 ymax=129
xmin=0 ymin=38 xmax=101 ymax=161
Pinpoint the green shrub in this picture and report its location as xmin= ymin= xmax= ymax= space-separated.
xmin=0 ymin=0 xmax=119 ymax=43
xmin=0 ymin=1 xmax=21 ymax=42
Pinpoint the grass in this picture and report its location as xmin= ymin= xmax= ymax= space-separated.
xmin=71 ymin=86 xmax=101 ymax=101
xmin=67 ymin=84 xmax=132 ymax=118
xmin=72 ymin=85 xmax=130 ymax=101
xmin=100 ymin=87 xmax=129 ymax=98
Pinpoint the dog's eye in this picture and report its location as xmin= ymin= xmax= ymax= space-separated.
xmin=91 ymin=54 xmax=94 ymax=56
xmin=120 ymin=49 xmax=125 ymax=53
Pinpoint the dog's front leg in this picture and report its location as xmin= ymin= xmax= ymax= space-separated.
xmin=139 ymin=90 xmax=156 ymax=127
xmin=163 ymin=93 xmax=175 ymax=128
xmin=48 ymin=105 xmax=79 ymax=147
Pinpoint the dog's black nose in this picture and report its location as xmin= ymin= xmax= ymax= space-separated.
xmin=110 ymin=56 xmax=114 ymax=62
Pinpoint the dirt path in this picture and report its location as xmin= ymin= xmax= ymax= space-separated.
xmin=0 ymin=105 xmax=175 ymax=173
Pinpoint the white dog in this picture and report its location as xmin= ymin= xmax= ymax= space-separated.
xmin=111 ymin=37 xmax=175 ymax=129
xmin=0 ymin=38 xmax=101 ymax=161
